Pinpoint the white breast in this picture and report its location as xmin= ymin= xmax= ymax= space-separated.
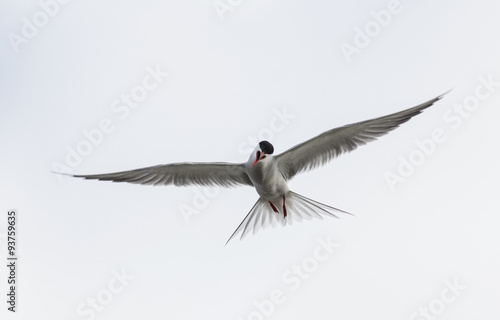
xmin=246 ymin=156 xmax=289 ymax=201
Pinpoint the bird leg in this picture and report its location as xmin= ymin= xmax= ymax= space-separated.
xmin=282 ymin=196 xmax=287 ymax=218
xmin=268 ymin=201 xmax=279 ymax=213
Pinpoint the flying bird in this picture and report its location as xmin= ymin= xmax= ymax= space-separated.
xmin=65 ymin=93 xmax=447 ymax=244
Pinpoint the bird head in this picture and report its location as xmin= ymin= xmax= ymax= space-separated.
xmin=251 ymin=140 xmax=274 ymax=168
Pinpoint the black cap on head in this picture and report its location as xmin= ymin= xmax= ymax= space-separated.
xmin=259 ymin=140 xmax=274 ymax=155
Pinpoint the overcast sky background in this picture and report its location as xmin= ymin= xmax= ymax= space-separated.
xmin=1 ymin=0 xmax=499 ymax=319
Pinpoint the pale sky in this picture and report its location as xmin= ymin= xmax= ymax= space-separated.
xmin=1 ymin=1 xmax=499 ymax=319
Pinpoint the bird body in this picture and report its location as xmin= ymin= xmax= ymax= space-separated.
xmin=246 ymin=148 xmax=287 ymax=203
xmin=63 ymin=93 xmax=447 ymax=243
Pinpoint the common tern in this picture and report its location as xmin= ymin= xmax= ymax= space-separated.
xmin=65 ymin=93 xmax=446 ymax=243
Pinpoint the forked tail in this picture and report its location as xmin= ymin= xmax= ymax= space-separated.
xmin=225 ymin=191 xmax=352 ymax=244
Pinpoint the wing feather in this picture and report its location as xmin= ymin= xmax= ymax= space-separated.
xmin=71 ymin=162 xmax=253 ymax=188
xmin=276 ymin=93 xmax=447 ymax=180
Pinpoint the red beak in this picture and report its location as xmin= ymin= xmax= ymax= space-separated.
xmin=252 ymin=151 xmax=265 ymax=168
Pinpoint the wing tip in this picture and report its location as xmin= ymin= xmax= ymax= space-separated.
xmin=52 ymin=171 xmax=76 ymax=178
xmin=438 ymin=89 xmax=452 ymax=100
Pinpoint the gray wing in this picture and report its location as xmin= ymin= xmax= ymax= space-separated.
xmin=276 ymin=93 xmax=447 ymax=180
xmin=71 ymin=162 xmax=253 ymax=187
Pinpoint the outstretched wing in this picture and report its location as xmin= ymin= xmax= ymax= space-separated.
xmin=71 ymin=162 xmax=253 ymax=187
xmin=276 ymin=93 xmax=447 ymax=180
